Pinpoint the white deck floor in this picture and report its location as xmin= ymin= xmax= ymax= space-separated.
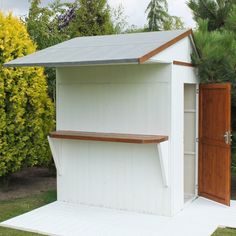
xmin=1 ymin=198 xmax=236 ymax=236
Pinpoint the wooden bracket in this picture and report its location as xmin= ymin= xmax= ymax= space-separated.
xmin=157 ymin=141 xmax=169 ymax=187
xmin=48 ymin=136 xmax=63 ymax=176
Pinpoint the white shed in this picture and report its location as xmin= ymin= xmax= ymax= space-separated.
xmin=1 ymin=29 xmax=233 ymax=235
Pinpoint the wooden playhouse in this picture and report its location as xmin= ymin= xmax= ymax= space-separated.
xmin=1 ymin=29 xmax=233 ymax=235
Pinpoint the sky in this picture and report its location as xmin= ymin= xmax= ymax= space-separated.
xmin=0 ymin=0 xmax=196 ymax=29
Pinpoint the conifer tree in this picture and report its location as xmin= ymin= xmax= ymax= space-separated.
xmin=69 ymin=0 xmax=114 ymax=37
xmin=188 ymin=0 xmax=236 ymax=31
xmin=146 ymin=0 xmax=184 ymax=31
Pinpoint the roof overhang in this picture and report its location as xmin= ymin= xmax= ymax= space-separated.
xmin=4 ymin=29 xmax=197 ymax=68
xmin=4 ymin=58 xmax=140 ymax=68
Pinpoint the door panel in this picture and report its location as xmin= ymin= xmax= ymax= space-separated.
xmin=199 ymin=83 xmax=231 ymax=206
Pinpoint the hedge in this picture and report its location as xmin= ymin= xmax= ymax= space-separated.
xmin=0 ymin=13 xmax=54 ymax=177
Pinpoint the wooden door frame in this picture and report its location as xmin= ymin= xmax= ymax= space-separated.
xmin=198 ymin=83 xmax=231 ymax=206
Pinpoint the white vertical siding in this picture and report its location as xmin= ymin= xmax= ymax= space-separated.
xmin=55 ymin=64 xmax=172 ymax=216
xmin=56 ymin=64 xmax=171 ymax=135
xmin=56 ymin=140 xmax=170 ymax=215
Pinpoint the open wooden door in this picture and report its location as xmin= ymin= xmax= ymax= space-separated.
xmin=199 ymin=83 xmax=231 ymax=206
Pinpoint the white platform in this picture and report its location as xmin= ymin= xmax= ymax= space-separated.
xmin=1 ymin=198 xmax=236 ymax=236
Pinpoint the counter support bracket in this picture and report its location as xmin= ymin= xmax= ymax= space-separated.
xmin=157 ymin=141 xmax=169 ymax=187
xmin=48 ymin=136 xmax=63 ymax=176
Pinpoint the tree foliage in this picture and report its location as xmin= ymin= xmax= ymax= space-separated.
xmin=25 ymin=0 xmax=78 ymax=100
xmin=25 ymin=0 xmax=115 ymax=100
xmin=0 ymin=12 xmax=54 ymax=177
xmin=146 ymin=0 xmax=169 ymax=31
xmin=188 ymin=0 xmax=236 ymax=31
xmin=192 ymin=20 xmax=236 ymax=85
xmin=111 ymin=4 xmax=128 ymax=34
xmin=189 ymin=3 xmax=236 ymax=111
xmin=145 ymin=0 xmax=184 ymax=31
xmin=26 ymin=0 xmax=73 ymax=50
xmin=69 ymin=0 xmax=114 ymax=37
xmin=225 ymin=5 xmax=236 ymax=33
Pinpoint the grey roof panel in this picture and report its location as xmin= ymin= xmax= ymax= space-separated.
xmin=4 ymin=29 xmax=192 ymax=67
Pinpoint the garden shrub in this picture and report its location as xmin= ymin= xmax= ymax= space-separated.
xmin=0 ymin=12 xmax=54 ymax=177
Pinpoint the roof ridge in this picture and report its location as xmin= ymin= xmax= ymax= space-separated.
xmin=71 ymin=29 xmax=191 ymax=39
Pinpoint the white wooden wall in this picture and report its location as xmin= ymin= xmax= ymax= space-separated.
xmin=55 ymin=64 xmax=172 ymax=216
xmin=56 ymin=64 xmax=171 ymax=135
xmin=55 ymin=140 xmax=170 ymax=215
xmin=149 ymin=36 xmax=198 ymax=215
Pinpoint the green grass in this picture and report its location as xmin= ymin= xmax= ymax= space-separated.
xmin=0 ymin=190 xmax=56 ymax=236
xmin=212 ymin=227 xmax=236 ymax=236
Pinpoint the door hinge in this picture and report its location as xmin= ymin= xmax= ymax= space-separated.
xmin=196 ymin=138 xmax=199 ymax=142
xmin=196 ymin=88 xmax=199 ymax=94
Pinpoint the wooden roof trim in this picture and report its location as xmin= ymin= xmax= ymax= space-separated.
xmin=139 ymin=29 xmax=193 ymax=64
xmin=173 ymin=60 xmax=196 ymax=67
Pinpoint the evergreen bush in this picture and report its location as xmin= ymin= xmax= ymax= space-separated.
xmin=0 ymin=13 xmax=54 ymax=177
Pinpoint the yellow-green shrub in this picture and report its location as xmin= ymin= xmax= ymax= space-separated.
xmin=0 ymin=13 xmax=55 ymax=177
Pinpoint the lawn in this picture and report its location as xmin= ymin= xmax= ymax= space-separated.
xmin=0 ymin=190 xmax=236 ymax=236
xmin=0 ymin=190 xmax=56 ymax=236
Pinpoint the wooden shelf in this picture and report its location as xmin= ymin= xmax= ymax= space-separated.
xmin=49 ymin=131 xmax=168 ymax=144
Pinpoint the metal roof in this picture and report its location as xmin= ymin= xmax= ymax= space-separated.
xmin=4 ymin=29 xmax=193 ymax=67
